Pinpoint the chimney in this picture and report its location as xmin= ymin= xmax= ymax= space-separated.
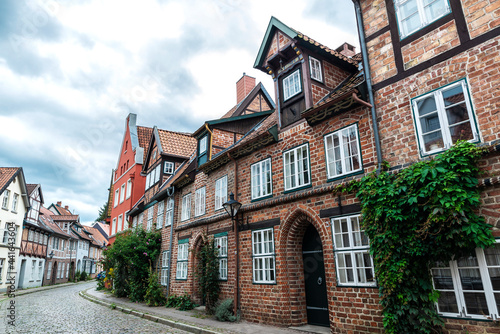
xmin=65 ymin=205 xmax=69 ymax=210
xmin=236 ymin=73 xmax=256 ymax=104
xmin=57 ymin=201 xmax=62 ymax=206
xmin=335 ymin=42 xmax=356 ymax=58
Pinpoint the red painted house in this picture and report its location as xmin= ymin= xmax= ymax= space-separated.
xmin=109 ymin=113 xmax=152 ymax=244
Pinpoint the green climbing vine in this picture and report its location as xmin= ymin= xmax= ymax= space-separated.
xmin=341 ymin=141 xmax=495 ymax=333
xmin=195 ymin=235 xmax=220 ymax=314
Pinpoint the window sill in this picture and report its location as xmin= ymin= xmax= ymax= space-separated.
xmin=1 ymin=207 xmax=8 ymax=211
xmin=283 ymin=184 xmax=312 ymax=194
xmin=11 ymin=211 xmax=17 ymax=214
xmin=175 ymin=278 xmax=187 ymax=281
xmin=251 ymin=194 xmax=273 ymax=203
xmin=252 ymin=281 xmax=277 ymax=285
xmin=327 ymin=169 xmax=364 ymax=183
xmin=336 ymin=284 xmax=378 ymax=289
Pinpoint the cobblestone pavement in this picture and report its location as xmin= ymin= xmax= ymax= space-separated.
xmin=0 ymin=281 xmax=191 ymax=334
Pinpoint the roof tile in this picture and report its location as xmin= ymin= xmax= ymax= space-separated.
xmin=157 ymin=129 xmax=197 ymax=159
xmin=0 ymin=167 xmax=20 ymax=193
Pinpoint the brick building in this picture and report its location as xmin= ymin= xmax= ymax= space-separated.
xmin=351 ymin=0 xmax=500 ymax=332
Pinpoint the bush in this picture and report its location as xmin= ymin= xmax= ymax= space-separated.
xmin=165 ymin=293 xmax=197 ymax=311
xmin=145 ymin=271 xmax=165 ymax=306
xmin=215 ymin=298 xmax=238 ymax=322
xmin=75 ymin=270 xmax=81 ymax=282
xmin=195 ymin=237 xmax=220 ymax=314
xmin=80 ymin=271 xmax=88 ymax=281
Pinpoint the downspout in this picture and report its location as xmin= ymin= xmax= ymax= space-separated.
xmin=227 ymin=152 xmax=240 ymax=316
xmin=165 ymin=186 xmax=175 ymax=297
xmin=205 ymin=124 xmax=213 ymax=160
xmin=353 ymin=0 xmax=383 ymax=171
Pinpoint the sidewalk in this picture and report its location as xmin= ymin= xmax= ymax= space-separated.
xmin=81 ymin=285 xmax=329 ymax=334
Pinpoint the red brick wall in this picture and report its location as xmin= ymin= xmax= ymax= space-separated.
xmin=464 ymin=0 xmax=500 ymax=39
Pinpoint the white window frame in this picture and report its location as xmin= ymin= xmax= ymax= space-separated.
xmin=413 ymin=80 xmax=478 ymax=156
xmin=126 ymin=179 xmax=132 ymax=199
xmin=38 ymin=261 xmax=43 ymax=280
xmin=215 ymin=235 xmax=228 ymax=280
xmin=120 ymin=184 xmax=126 ymax=203
xmin=309 ymin=56 xmax=323 ymax=82
xmin=395 ymin=0 xmax=451 ymax=39
xmin=199 ymin=136 xmax=207 ymax=155
xmin=161 ymin=250 xmax=170 ymax=286
xmin=147 ymin=208 xmax=153 ymax=231
xmin=283 ymin=143 xmax=311 ymax=191
xmin=31 ymin=260 xmax=36 ymax=280
xmin=157 ymin=201 xmax=164 ymax=229
xmin=114 ymin=189 xmax=119 ymax=207
xmin=111 ymin=218 xmax=117 ymax=235
xmin=165 ymin=198 xmax=174 ymax=227
xmin=11 ymin=193 xmax=18 ymax=212
xmin=332 ymin=214 xmax=376 ymax=286
xmin=252 ymin=228 xmax=276 ymax=284
xmin=251 ymin=158 xmax=272 ymax=200
xmin=176 ymin=241 xmax=189 ymax=280
xmin=181 ymin=193 xmax=191 ymax=221
xmin=431 ymin=242 xmax=500 ymax=320
xmin=283 ymin=69 xmax=302 ymax=101
xmin=46 ymin=262 xmax=52 ymax=280
xmin=214 ymin=176 xmax=227 ymax=211
xmin=28 ymin=229 xmax=34 ymax=241
xmin=1 ymin=190 xmax=10 ymax=210
xmin=155 ymin=164 xmax=161 ymax=183
xmin=195 ymin=187 xmax=206 ymax=217
xmin=324 ymin=124 xmax=363 ymax=179
xmin=117 ymin=214 xmax=123 ymax=233
xmin=66 ymin=263 xmax=69 ymax=278
xmin=164 ymin=162 xmax=174 ymax=175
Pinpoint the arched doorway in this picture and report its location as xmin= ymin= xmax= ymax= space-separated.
xmin=302 ymin=223 xmax=329 ymax=326
xmin=51 ymin=262 xmax=57 ymax=285
xmin=77 ymin=259 xmax=81 ymax=272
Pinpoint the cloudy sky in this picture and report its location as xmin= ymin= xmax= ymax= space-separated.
xmin=0 ymin=0 xmax=359 ymax=224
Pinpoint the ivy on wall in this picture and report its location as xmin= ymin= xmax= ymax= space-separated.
xmin=340 ymin=141 xmax=495 ymax=333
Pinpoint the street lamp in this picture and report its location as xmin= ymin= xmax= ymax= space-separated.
xmin=48 ymin=251 xmax=54 ymax=259
xmin=223 ymin=192 xmax=242 ymax=223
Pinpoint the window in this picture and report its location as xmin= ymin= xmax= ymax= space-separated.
xmin=214 ymin=176 xmax=227 ymax=211
xmin=147 ymin=208 xmax=153 ymax=231
xmin=112 ymin=218 xmax=117 ymax=235
xmin=165 ymin=198 xmax=174 ymax=227
xmin=252 ymin=228 xmax=276 ymax=283
xmin=283 ymin=69 xmax=301 ymax=101
xmin=60 ymin=263 xmax=65 ymax=279
xmin=28 ymin=229 xmax=34 ymax=241
xmin=2 ymin=190 xmax=10 ymax=210
xmin=195 ymin=187 xmax=206 ymax=217
xmin=332 ymin=215 xmax=375 ymax=286
xmin=164 ymin=162 xmax=174 ymax=175
xmin=181 ymin=193 xmax=191 ymax=221
xmin=176 ymin=240 xmax=189 ymax=280
xmin=157 ymin=202 xmax=164 ymax=229
xmin=34 ymin=231 xmax=39 ymax=243
xmin=138 ymin=212 xmax=144 ymax=228
xmin=61 ymin=239 xmax=65 ymax=250
xmin=126 ymin=179 xmax=132 ymax=199
xmin=52 ymin=237 xmax=58 ymax=250
xmin=114 ymin=189 xmax=119 ymax=207
xmin=215 ymin=235 xmax=228 ymax=280
xmin=38 ymin=261 xmax=43 ymax=280
xmin=431 ymin=243 xmax=500 ymax=319
xmin=0 ymin=259 xmax=4 ymax=282
xmin=413 ymin=80 xmax=478 ymax=155
xmin=161 ymin=250 xmax=170 ymax=286
xmin=198 ymin=135 xmax=208 ymax=165
xmin=309 ymin=57 xmax=323 ymax=82
xmin=46 ymin=262 xmax=52 ymax=280
xmin=155 ymin=164 xmax=161 ymax=183
xmin=251 ymin=158 xmax=272 ymax=200
xmin=118 ymin=214 xmax=123 ymax=233
xmin=283 ymin=144 xmax=310 ymax=191
xmin=44 ymin=234 xmax=48 ymax=245
xmin=324 ymin=124 xmax=362 ymax=179
xmin=132 ymin=216 xmax=138 ymax=228
xmin=11 ymin=193 xmax=19 ymax=212
xmin=57 ymin=263 xmax=61 ymax=279
xmin=66 ymin=263 xmax=69 ymax=278
xmin=395 ymin=0 xmax=451 ymax=39
xmin=31 ymin=260 xmax=36 ymax=280
xmin=120 ymin=184 xmax=126 ymax=203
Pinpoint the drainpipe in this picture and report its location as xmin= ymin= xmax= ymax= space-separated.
xmin=205 ymin=124 xmax=213 ymax=160
xmin=227 ymin=153 xmax=240 ymax=316
xmin=165 ymin=186 xmax=175 ymax=297
xmin=353 ymin=0 xmax=383 ymax=171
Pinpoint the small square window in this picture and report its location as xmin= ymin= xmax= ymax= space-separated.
xmin=164 ymin=162 xmax=175 ymax=175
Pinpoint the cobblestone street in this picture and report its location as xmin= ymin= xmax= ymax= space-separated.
xmin=0 ymin=282 xmax=191 ymax=334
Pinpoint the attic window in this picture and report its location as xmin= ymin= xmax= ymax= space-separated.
xmin=198 ymin=135 xmax=209 ymax=165
xmin=309 ymin=57 xmax=323 ymax=82
xmin=164 ymin=162 xmax=174 ymax=175
xmin=283 ymin=70 xmax=301 ymax=101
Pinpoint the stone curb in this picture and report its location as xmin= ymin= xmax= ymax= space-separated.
xmin=78 ymin=288 xmax=221 ymax=334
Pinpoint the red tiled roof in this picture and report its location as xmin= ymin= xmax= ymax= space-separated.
xmin=51 ymin=214 xmax=79 ymax=221
xmin=83 ymin=226 xmax=108 ymax=247
xmin=0 ymin=167 xmax=20 ymax=193
xmin=157 ymin=129 xmax=197 ymax=159
xmin=39 ymin=206 xmax=73 ymax=238
xmin=137 ymin=126 xmax=153 ymax=150
xmin=26 ymin=184 xmax=38 ymax=195
xmin=295 ymin=33 xmax=359 ymax=66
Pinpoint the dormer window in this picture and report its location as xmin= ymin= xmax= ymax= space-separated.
xmin=164 ymin=162 xmax=174 ymax=175
xmin=309 ymin=57 xmax=323 ymax=82
xmin=283 ymin=70 xmax=302 ymax=101
xmin=198 ymin=135 xmax=208 ymax=165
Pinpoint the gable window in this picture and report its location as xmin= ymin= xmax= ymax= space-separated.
xmin=251 ymin=158 xmax=272 ymax=200
xmin=176 ymin=239 xmax=189 ymax=280
xmin=198 ymin=135 xmax=208 ymax=165
xmin=2 ymin=190 xmax=10 ymax=210
xmin=309 ymin=57 xmax=323 ymax=82
xmin=283 ymin=143 xmax=311 ymax=191
xmin=283 ymin=69 xmax=301 ymax=101
xmin=147 ymin=208 xmax=153 ymax=231
xmin=114 ymin=189 xmax=119 ymax=207
xmin=332 ymin=215 xmax=375 ymax=286
xmin=431 ymin=243 xmax=500 ymax=319
xmin=324 ymin=124 xmax=362 ymax=179
xmin=215 ymin=234 xmax=228 ymax=280
xmin=11 ymin=193 xmax=19 ymax=212
xmin=120 ymin=184 xmax=126 ymax=203
xmin=161 ymin=250 xmax=170 ymax=285
xmin=165 ymin=197 xmax=174 ymax=226
xmin=157 ymin=201 xmax=164 ymax=229
xmin=395 ymin=0 xmax=451 ymax=39
xmin=195 ymin=187 xmax=206 ymax=217
xmin=252 ymin=228 xmax=276 ymax=284
xmin=181 ymin=193 xmax=191 ymax=221
xmin=126 ymin=179 xmax=132 ymax=199
xmin=214 ymin=176 xmax=227 ymax=211
xmin=164 ymin=162 xmax=174 ymax=175
xmin=412 ymin=80 xmax=478 ymax=155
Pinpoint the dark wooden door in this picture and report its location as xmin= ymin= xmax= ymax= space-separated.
xmin=302 ymin=224 xmax=330 ymax=327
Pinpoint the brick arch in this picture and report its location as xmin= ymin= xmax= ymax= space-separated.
xmin=190 ymin=231 xmax=207 ymax=303
xmin=278 ymin=205 xmax=333 ymax=327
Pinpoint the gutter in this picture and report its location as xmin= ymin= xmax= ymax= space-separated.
xmin=352 ymin=0 xmax=383 ymax=171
